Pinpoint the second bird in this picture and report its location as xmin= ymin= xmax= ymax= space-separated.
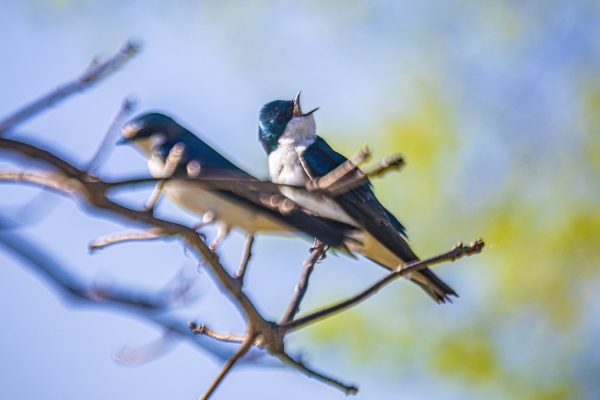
xmin=258 ymin=93 xmax=457 ymax=303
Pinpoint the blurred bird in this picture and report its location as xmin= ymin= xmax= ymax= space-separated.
xmin=118 ymin=112 xmax=353 ymax=251
xmin=257 ymin=93 xmax=457 ymax=303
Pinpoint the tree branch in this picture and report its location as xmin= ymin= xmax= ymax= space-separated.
xmin=277 ymin=352 xmax=358 ymax=395
xmin=234 ymin=233 xmax=255 ymax=282
xmin=283 ymin=239 xmax=485 ymax=332
xmin=188 ymin=322 xmax=246 ymax=344
xmin=201 ymin=335 xmax=256 ymax=400
xmin=307 ymin=145 xmax=371 ymax=191
xmin=280 ymin=241 xmax=327 ymax=324
xmin=0 ymin=41 xmax=140 ymax=134
xmin=88 ymin=228 xmax=174 ymax=252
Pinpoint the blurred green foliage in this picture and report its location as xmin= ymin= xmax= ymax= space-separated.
xmin=311 ymin=75 xmax=600 ymax=398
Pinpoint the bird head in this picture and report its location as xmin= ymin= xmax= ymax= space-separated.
xmin=118 ymin=112 xmax=180 ymax=155
xmin=258 ymin=91 xmax=319 ymax=154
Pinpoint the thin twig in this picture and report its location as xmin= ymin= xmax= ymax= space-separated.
xmin=86 ymin=98 xmax=136 ymax=173
xmin=280 ymin=241 xmax=327 ymax=324
xmin=144 ymin=143 xmax=185 ymax=212
xmin=89 ymin=219 xmax=211 ymax=252
xmin=278 ymin=352 xmax=358 ymax=395
xmin=234 ymin=233 xmax=255 ymax=282
xmin=307 ymin=145 xmax=371 ymax=191
xmin=188 ymin=322 xmax=246 ymax=344
xmin=0 ymin=41 xmax=140 ymax=134
xmin=326 ymin=154 xmax=405 ymax=197
xmin=283 ymin=239 xmax=484 ymax=332
xmin=201 ymin=335 xmax=255 ymax=400
xmin=88 ymin=228 xmax=171 ymax=252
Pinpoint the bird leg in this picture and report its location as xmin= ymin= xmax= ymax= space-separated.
xmin=209 ymin=222 xmax=231 ymax=252
xmin=235 ymin=233 xmax=255 ymax=283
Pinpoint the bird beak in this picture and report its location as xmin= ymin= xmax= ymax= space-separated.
xmin=293 ymin=91 xmax=303 ymax=116
xmin=293 ymin=91 xmax=319 ymax=117
xmin=115 ymin=137 xmax=129 ymax=145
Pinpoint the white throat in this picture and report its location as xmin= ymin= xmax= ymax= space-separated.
xmin=279 ymin=115 xmax=316 ymax=147
xmin=133 ymin=132 xmax=166 ymax=156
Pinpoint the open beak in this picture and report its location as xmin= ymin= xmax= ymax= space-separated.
xmin=293 ymin=91 xmax=319 ymax=117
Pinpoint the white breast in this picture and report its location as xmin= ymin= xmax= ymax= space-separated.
xmin=163 ymin=180 xmax=290 ymax=233
xmin=147 ymin=153 xmax=289 ymax=233
xmin=268 ymin=141 xmax=308 ymax=186
xmin=268 ymin=140 xmax=357 ymax=227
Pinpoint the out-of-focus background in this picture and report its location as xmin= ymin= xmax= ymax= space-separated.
xmin=1 ymin=1 xmax=599 ymax=399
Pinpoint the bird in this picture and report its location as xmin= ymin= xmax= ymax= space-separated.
xmin=257 ymin=92 xmax=457 ymax=303
xmin=118 ymin=112 xmax=354 ymax=251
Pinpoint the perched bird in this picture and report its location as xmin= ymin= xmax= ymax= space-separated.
xmin=258 ymin=93 xmax=457 ymax=303
xmin=118 ymin=112 xmax=353 ymax=250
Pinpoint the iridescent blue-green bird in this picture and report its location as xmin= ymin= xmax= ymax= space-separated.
xmin=118 ymin=112 xmax=353 ymax=250
xmin=258 ymin=93 xmax=457 ymax=303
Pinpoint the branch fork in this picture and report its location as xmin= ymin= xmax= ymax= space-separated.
xmin=0 ymin=42 xmax=485 ymax=399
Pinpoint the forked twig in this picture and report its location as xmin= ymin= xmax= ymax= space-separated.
xmin=284 ymin=239 xmax=485 ymax=332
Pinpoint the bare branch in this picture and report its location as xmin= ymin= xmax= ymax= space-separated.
xmin=201 ymin=335 xmax=256 ymax=400
xmin=327 ymin=153 xmax=405 ymax=196
xmin=188 ymin=322 xmax=246 ymax=344
xmin=0 ymin=41 xmax=140 ymax=134
xmin=89 ymin=219 xmax=211 ymax=253
xmin=89 ymin=228 xmax=172 ymax=252
xmin=0 ymin=135 xmax=485 ymax=398
xmin=307 ymin=145 xmax=371 ymax=191
xmin=284 ymin=239 xmax=485 ymax=332
xmin=280 ymin=241 xmax=327 ymax=324
xmin=234 ymin=233 xmax=255 ymax=282
xmin=85 ymin=98 xmax=136 ymax=173
xmin=277 ymin=352 xmax=358 ymax=395
xmin=0 ymin=137 xmax=267 ymax=333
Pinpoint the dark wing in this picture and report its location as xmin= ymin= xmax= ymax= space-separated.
xmin=158 ymin=132 xmax=353 ymax=247
xmin=302 ymin=137 xmax=413 ymax=255
xmin=302 ymin=137 xmax=457 ymax=303
xmin=160 ymin=129 xmax=254 ymax=180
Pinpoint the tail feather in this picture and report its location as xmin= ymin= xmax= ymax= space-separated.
xmin=410 ymin=268 xmax=458 ymax=304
